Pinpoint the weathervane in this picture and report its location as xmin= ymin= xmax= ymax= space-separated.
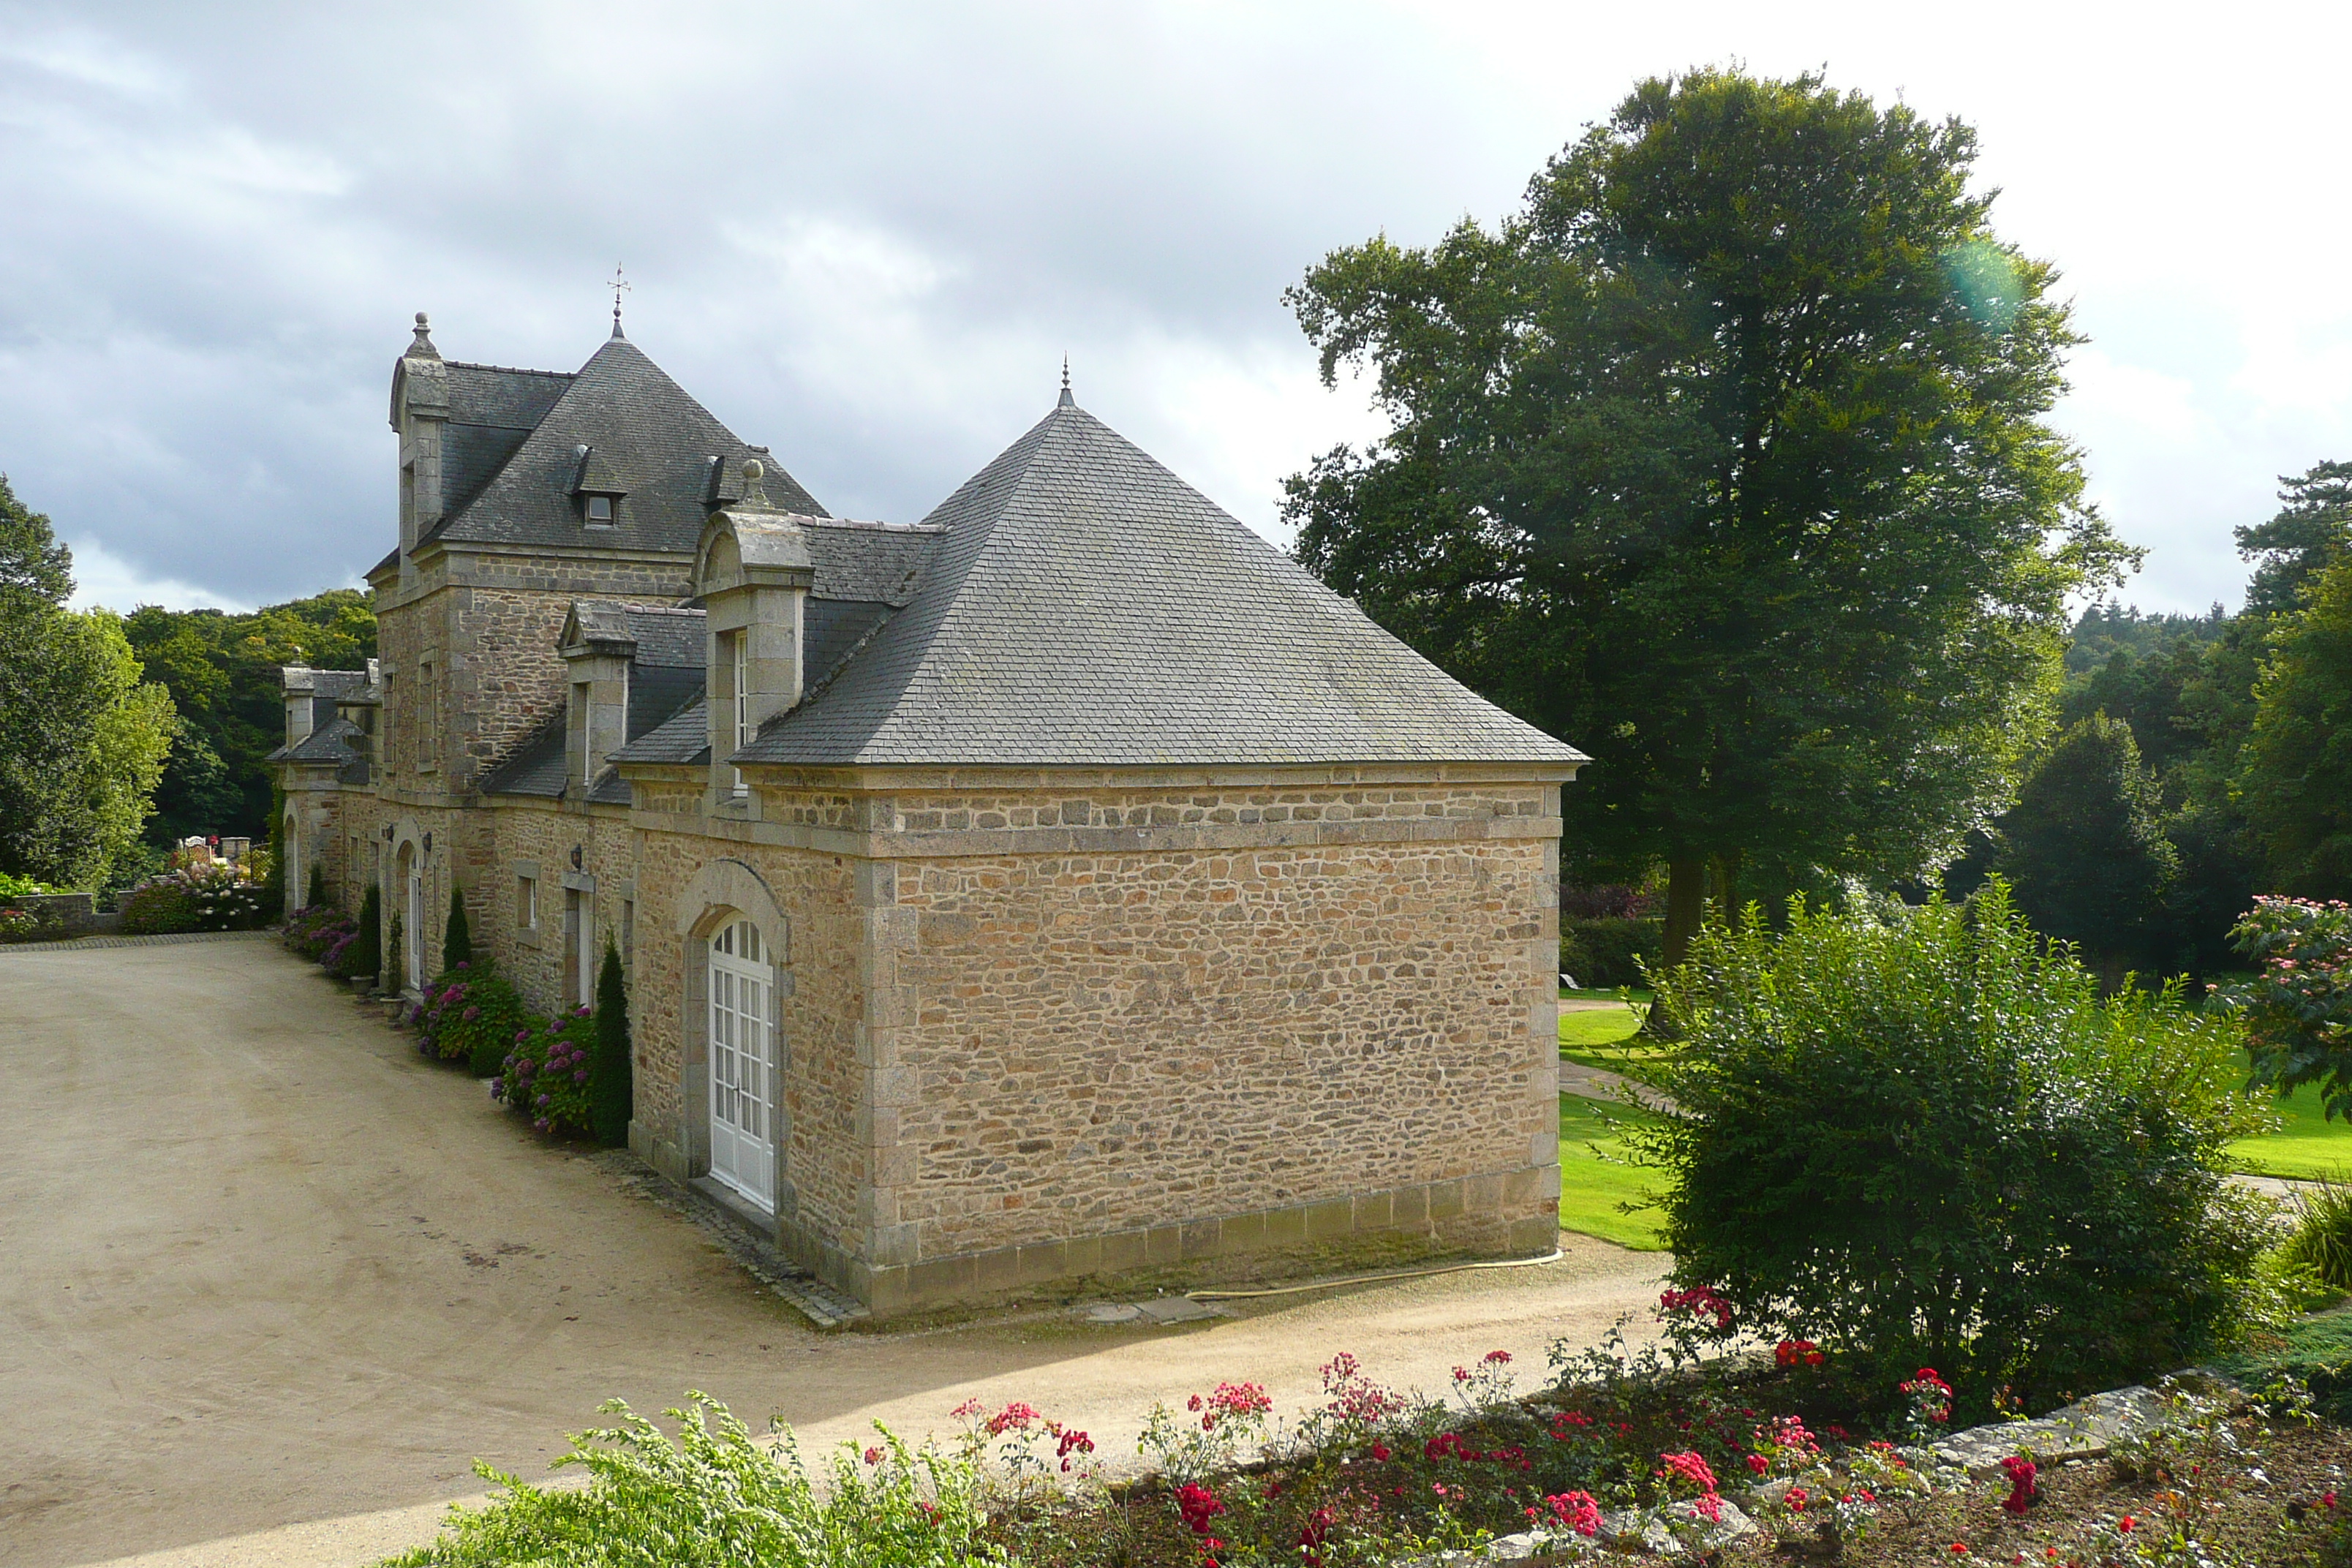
xmin=608 ymin=263 xmax=630 ymax=336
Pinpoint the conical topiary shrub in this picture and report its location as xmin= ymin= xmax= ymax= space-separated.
xmin=336 ymin=883 xmax=382 ymax=981
xmin=306 ymin=861 xmax=327 ymax=911
xmin=592 ymin=935 xmax=633 ymax=1147
xmin=442 ymin=886 xmax=473 ymax=971
xmin=385 ymin=910 xmax=404 ymax=994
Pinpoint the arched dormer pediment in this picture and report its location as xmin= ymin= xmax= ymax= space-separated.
xmin=695 ymin=486 xmax=816 ymax=599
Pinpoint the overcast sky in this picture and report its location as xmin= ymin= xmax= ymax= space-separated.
xmin=3 ymin=1 xmax=2345 ymax=617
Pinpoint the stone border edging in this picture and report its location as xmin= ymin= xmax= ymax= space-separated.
xmin=0 ymin=929 xmax=276 ymax=956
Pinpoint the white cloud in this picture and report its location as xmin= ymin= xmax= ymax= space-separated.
xmin=67 ymin=535 xmax=251 ymax=614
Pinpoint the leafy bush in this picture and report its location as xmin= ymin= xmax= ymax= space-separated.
xmin=496 ymin=1006 xmax=596 ymax=1136
xmin=0 ymin=870 xmax=61 ymax=897
xmin=379 ymin=1395 xmax=1009 ymax=1568
xmin=2233 ymin=894 xmax=2352 ymax=1118
xmin=413 ymin=962 xmax=532 ymax=1075
xmin=0 ymin=906 xmax=43 ymax=942
xmin=284 ymin=903 xmax=353 ymax=962
xmin=1559 ymin=916 xmax=1662 ymax=987
xmin=592 ymin=937 xmax=632 ymax=1147
xmin=2278 ymin=1174 xmax=2352 ymax=1298
xmin=1634 ymin=881 xmax=2271 ymax=1415
xmin=118 ymin=864 xmax=266 ymax=934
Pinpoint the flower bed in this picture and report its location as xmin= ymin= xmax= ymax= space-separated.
xmin=378 ymin=1286 xmax=2352 ymax=1568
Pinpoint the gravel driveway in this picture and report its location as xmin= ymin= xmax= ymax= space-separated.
xmin=1 ymin=937 xmax=1666 ymax=1568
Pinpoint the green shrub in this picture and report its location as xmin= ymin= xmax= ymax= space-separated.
xmin=378 ymin=1395 xmax=1009 ymax=1568
xmin=306 ymin=861 xmax=326 ymax=910
xmin=592 ymin=936 xmax=632 ymax=1147
xmin=0 ymin=871 xmax=61 ymax=897
xmin=333 ymin=883 xmax=381 ymax=980
xmin=442 ymin=886 xmax=472 ymax=970
xmin=413 ymin=962 xmax=531 ymax=1075
xmin=0 ymin=906 xmax=42 ymax=942
xmin=285 ymin=903 xmax=351 ymax=961
xmin=385 ymin=911 xmax=404 ymax=991
xmin=497 ymin=1006 xmax=595 ymax=1136
xmin=1560 ymin=916 xmax=1663 ymax=988
xmin=118 ymin=867 xmax=268 ymax=934
xmin=1635 ymin=880 xmax=2270 ymax=1416
xmin=2279 ymin=1174 xmax=2352 ymax=1297
xmin=2232 ymin=894 xmax=2352 ymax=1118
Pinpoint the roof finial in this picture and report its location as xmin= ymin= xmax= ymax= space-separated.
xmin=608 ymin=263 xmax=631 ymax=338
xmin=1057 ymin=354 xmax=1074 ymax=408
xmin=407 ymin=311 xmax=440 ymax=358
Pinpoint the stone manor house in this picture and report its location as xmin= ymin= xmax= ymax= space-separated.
xmin=271 ymin=312 xmax=1586 ymax=1318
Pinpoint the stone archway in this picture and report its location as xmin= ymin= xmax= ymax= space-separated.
xmin=674 ymin=859 xmax=791 ymax=1214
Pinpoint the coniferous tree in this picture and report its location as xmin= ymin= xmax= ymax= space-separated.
xmin=592 ymin=936 xmax=632 ymax=1147
xmin=2242 ymin=554 xmax=2352 ymax=899
xmin=442 ymin=886 xmax=473 ymax=971
xmin=385 ymin=909 xmax=404 ymax=995
xmin=306 ymin=859 xmax=327 ymax=911
xmin=1996 ymin=713 xmax=2179 ymax=982
xmin=338 ymin=883 xmax=382 ymax=981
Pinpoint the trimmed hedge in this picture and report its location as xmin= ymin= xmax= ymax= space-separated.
xmin=1559 ymin=916 xmax=1664 ymax=988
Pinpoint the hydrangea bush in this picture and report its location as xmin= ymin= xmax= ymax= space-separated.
xmin=119 ymin=864 xmax=268 ymax=935
xmin=494 ymin=1006 xmax=595 ymax=1136
xmin=412 ymin=962 xmax=532 ymax=1076
xmin=282 ymin=904 xmax=353 ymax=962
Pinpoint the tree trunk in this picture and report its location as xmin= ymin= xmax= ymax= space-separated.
xmin=1662 ymin=856 xmax=1707 ymax=968
xmin=1713 ymin=849 xmax=1744 ymax=932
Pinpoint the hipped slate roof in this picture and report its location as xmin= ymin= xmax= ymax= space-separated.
xmin=423 ymin=334 xmax=823 ymax=556
xmin=718 ymin=399 xmax=1586 ymax=769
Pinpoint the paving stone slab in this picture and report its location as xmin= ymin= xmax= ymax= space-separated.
xmin=1934 ymin=1384 xmax=2169 ymax=1477
xmin=1135 ymin=1295 xmax=1228 ymax=1324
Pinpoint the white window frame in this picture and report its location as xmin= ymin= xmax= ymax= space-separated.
xmin=706 ymin=919 xmax=774 ymax=1210
xmin=729 ymin=630 xmax=750 ymax=798
xmin=517 ymin=873 xmax=538 ymax=930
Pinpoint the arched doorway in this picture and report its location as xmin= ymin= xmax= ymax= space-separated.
xmin=396 ymin=842 xmax=422 ymax=992
xmin=282 ymin=803 xmax=302 ymax=908
xmin=706 ymin=918 xmax=774 ymax=1210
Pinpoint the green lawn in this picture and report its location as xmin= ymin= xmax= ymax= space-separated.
xmin=2229 ymin=1077 xmax=2352 ymax=1180
xmin=1558 ymin=1092 xmax=1667 ymax=1250
xmin=1553 ymin=1007 xmax=2352 ymax=1247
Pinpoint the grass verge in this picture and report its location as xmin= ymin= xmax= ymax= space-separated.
xmin=1558 ymin=1091 xmax=1665 ymax=1251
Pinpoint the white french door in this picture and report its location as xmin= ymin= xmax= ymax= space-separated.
xmin=708 ymin=920 xmax=776 ymax=1210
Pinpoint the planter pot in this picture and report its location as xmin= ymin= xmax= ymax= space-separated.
xmin=348 ymin=974 xmax=377 ymax=995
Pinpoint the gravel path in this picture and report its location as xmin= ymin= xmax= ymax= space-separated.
xmin=3 ymin=938 xmax=1668 ymax=1568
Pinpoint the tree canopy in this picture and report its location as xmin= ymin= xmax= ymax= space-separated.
xmin=2242 ymin=552 xmax=2352 ymax=898
xmin=0 ymin=475 xmax=176 ymax=888
xmin=1284 ymin=69 xmax=2130 ymax=960
xmin=1995 ymin=712 xmax=2179 ymax=980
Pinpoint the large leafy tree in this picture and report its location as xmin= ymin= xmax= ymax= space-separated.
xmin=2241 ymin=552 xmax=2352 ymax=898
xmin=1284 ymin=69 xmax=2131 ymax=960
xmin=124 ymin=589 xmax=374 ymax=844
xmin=0 ymin=475 xmax=176 ymax=886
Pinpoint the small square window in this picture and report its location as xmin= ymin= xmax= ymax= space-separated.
xmin=584 ymin=494 xmax=614 ymax=524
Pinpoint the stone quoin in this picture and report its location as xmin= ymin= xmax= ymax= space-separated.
xmin=271 ymin=311 xmax=1588 ymax=1317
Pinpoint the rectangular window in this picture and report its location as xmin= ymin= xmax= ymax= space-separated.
xmin=621 ymin=898 xmax=635 ymax=970
xmin=730 ymin=630 xmax=750 ymax=797
xmin=517 ymin=874 xmax=538 ymax=930
xmin=585 ymin=494 xmax=614 ymax=525
xmin=419 ymin=662 xmax=437 ymax=772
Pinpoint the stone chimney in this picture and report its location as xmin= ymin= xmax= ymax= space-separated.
xmin=391 ymin=313 xmax=449 ymax=584
xmin=694 ymin=460 xmax=813 ymax=806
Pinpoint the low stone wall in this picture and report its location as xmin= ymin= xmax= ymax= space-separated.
xmin=0 ymin=893 xmax=121 ymax=941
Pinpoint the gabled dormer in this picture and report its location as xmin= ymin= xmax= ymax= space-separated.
xmin=570 ymin=445 xmax=628 ymax=530
xmin=557 ymin=603 xmax=637 ymax=792
xmin=390 ymin=314 xmax=449 ymax=583
xmin=694 ymin=461 xmax=814 ymax=805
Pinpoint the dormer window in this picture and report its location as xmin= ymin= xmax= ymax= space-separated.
xmin=569 ymin=444 xmax=626 ymax=529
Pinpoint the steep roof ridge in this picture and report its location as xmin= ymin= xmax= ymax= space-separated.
xmin=444 ymin=358 xmax=577 ymax=381
xmin=732 ymin=404 xmax=1065 ymax=762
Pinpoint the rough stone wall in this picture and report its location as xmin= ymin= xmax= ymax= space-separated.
xmin=480 ymin=799 xmax=637 ymax=1019
xmin=625 ymin=823 xmax=867 ymax=1248
xmin=872 ymin=791 xmax=1559 ymax=1267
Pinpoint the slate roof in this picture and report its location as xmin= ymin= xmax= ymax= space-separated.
xmin=268 ymin=715 xmax=364 ymax=766
xmin=422 ymin=333 xmax=824 ymax=556
xmin=480 ymin=605 xmax=710 ymax=797
xmin=441 ymin=363 xmax=575 ymax=519
xmin=717 ymin=399 xmax=1586 ymax=769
